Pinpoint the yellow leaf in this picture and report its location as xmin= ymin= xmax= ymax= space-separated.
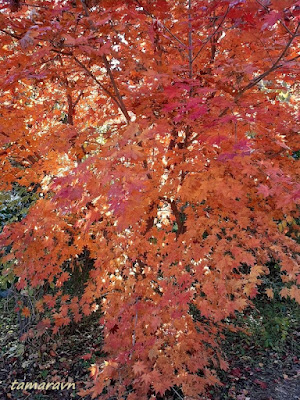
xmin=265 ymin=288 xmax=274 ymax=299
xmin=280 ymin=287 xmax=290 ymax=299
xmin=290 ymin=285 xmax=300 ymax=304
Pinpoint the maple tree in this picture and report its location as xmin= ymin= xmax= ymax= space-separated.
xmin=0 ymin=0 xmax=299 ymax=398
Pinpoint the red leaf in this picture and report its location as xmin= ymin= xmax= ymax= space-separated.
xmin=231 ymin=368 xmax=242 ymax=378
xmin=254 ymin=379 xmax=268 ymax=389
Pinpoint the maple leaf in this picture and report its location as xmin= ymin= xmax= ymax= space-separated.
xmin=257 ymin=184 xmax=270 ymax=197
xmin=265 ymin=288 xmax=274 ymax=299
xmin=89 ymin=364 xmax=99 ymax=380
xmin=148 ymin=348 xmax=159 ymax=360
xmin=262 ymin=11 xmax=281 ymax=30
xmin=230 ymin=367 xmax=242 ymax=378
xmin=152 ymin=378 xmax=171 ymax=396
xmin=22 ymin=307 xmax=31 ymax=318
xmin=141 ymin=372 xmax=153 ymax=385
xmin=82 ymin=353 xmax=93 ymax=360
xmin=43 ymin=295 xmax=56 ymax=308
xmin=108 ymin=323 xmax=119 ymax=334
xmin=133 ymin=361 xmax=147 ymax=376
xmin=254 ymin=379 xmax=268 ymax=389
xmin=280 ymin=287 xmax=290 ymax=299
xmin=0 ymin=1 xmax=299 ymax=399
xmin=289 ymin=285 xmax=300 ymax=304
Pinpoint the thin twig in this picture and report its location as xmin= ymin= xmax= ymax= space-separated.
xmin=172 ymin=387 xmax=184 ymax=400
xmin=20 ymin=2 xmax=49 ymax=9
xmin=73 ymin=90 xmax=84 ymax=107
xmin=80 ymin=0 xmax=89 ymax=16
xmin=238 ymin=23 xmax=300 ymax=97
xmin=0 ymin=29 xmax=21 ymax=40
xmin=50 ymin=49 xmax=73 ymax=57
xmin=255 ymin=0 xmax=295 ymax=36
xmin=192 ymin=6 xmax=229 ymax=63
xmin=286 ymin=54 xmax=300 ymax=63
xmin=132 ymin=310 xmax=138 ymax=347
xmin=67 ymin=93 xmax=74 ymax=125
xmin=134 ymin=0 xmax=187 ymax=49
xmin=129 ymin=307 xmax=138 ymax=360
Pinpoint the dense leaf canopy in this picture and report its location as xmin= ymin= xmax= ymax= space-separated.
xmin=0 ymin=0 xmax=299 ymax=398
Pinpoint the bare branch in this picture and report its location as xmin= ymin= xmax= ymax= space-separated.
xmin=173 ymin=387 xmax=184 ymax=400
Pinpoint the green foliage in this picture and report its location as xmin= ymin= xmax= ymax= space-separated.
xmin=249 ymin=301 xmax=298 ymax=351
xmin=0 ymin=183 xmax=38 ymax=230
xmin=0 ymin=184 xmax=37 ymax=289
xmin=225 ymin=296 xmax=299 ymax=357
xmin=227 ymin=259 xmax=299 ymax=354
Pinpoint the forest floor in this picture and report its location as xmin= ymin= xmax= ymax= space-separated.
xmin=0 ymin=296 xmax=299 ymax=400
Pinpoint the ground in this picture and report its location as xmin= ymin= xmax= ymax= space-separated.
xmin=0 ymin=296 xmax=299 ymax=400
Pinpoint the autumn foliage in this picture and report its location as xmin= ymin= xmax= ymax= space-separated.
xmin=0 ymin=0 xmax=299 ymax=398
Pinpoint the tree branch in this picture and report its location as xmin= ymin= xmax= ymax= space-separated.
xmin=255 ymin=0 xmax=295 ymax=37
xmin=134 ymin=0 xmax=187 ymax=50
xmin=217 ymin=38 xmax=299 ymax=120
xmin=20 ymin=2 xmax=49 ymax=9
xmin=0 ymin=28 xmax=21 ymax=40
xmin=73 ymin=56 xmax=130 ymax=121
xmin=102 ymin=55 xmax=131 ymax=122
xmin=238 ymin=23 xmax=299 ymax=97
xmin=192 ymin=6 xmax=229 ymax=63
xmin=73 ymin=90 xmax=84 ymax=108
xmin=67 ymin=93 xmax=74 ymax=125
xmin=188 ymin=0 xmax=193 ymax=79
xmin=50 ymin=49 xmax=130 ymax=121
xmin=159 ymin=197 xmax=185 ymax=238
